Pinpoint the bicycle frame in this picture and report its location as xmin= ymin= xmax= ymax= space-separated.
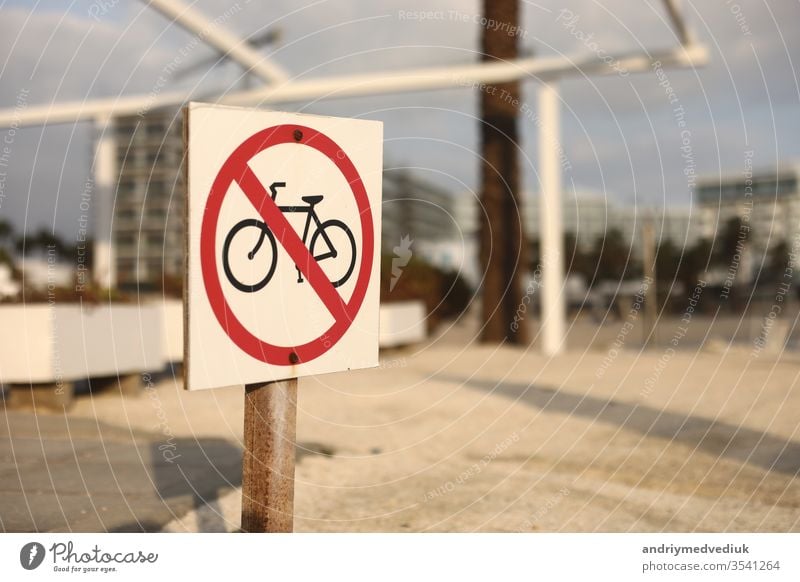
xmin=265 ymin=181 xmax=336 ymax=260
xmin=276 ymin=204 xmax=337 ymax=260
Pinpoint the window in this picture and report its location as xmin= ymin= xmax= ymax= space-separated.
xmin=146 ymin=207 xmax=166 ymax=219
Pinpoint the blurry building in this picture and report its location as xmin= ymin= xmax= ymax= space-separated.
xmin=17 ymin=254 xmax=73 ymax=290
xmin=525 ymin=191 xmax=612 ymax=252
xmin=452 ymin=191 xmax=479 ymax=239
xmin=382 ymin=170 xmax=457 ymax=247
xmin=616 ymin=206 xmax=703 ymax=255
xmin=523 ymin=190 xmax=702 ymax=259
xmin=383 ymin=170 xmax=464 ymax=275
xmin=433 ymin=188 xmax=707 ymax=284
xmin=655 ymin=207 xmax=703 ymax=249
xmin=696 ymin=165 xmax=800 ymax=258
xmin=444 ymin=191 xmax=481 ymax=287
xmin=113 ymin=109 xmax=184 ymax=289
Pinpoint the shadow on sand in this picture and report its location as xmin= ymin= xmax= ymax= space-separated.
xmin=443 ymin=375 xmax=800 ymax=476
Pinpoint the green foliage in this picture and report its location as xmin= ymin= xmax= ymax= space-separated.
xmin=584 ymin=229 xmax=639 ymax=284
xmin=767 ymin=240 xmax=790 ymax=280
xmin=0 ymin=282 xmax=130 ymax=304
xmin=0 ymin=219 xmax=13 ymax=244
xmin=712 ymin=216 xmax=749 ymax=265
xmin=562 ymin=232 xmax=593 ymax=277
xmin=0 ymin=247 xmax=13 ymax=269
xmin=16 ymin=228 xmax=69 ymax=255
xmin=438 ymin=269 xmax=473 ymax=319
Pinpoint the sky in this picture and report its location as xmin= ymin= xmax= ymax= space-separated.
xmin=0 ymin=0 xmax=798 ymax=242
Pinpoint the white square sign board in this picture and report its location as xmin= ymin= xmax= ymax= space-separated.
xmin=184 ymin=103 xmax=383 ymax=390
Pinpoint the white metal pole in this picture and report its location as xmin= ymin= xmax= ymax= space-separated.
xmin=539 ymin=82 xmax=566 ymax=356
xmin=92 ymin=117 xmax=117 ymax=289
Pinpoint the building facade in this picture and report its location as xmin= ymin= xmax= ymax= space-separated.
xmin=113 ymin=110 xmax=184 ymax=289
xmin=523 ymin=190 xmax=702 ymax=257
xmin=615 ymin=205 xmax=703 ymax=256
xmin=524 ymin=191 xmax=612 ymax=252
xmin=381 ymin=170 xmax=458 ymax=250
xmin=696 ymin=165 xmax=800 ymax=258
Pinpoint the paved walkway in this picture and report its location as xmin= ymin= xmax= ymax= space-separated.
xmin=0 ymin=410 xmax=241 ymax=532
xmin=3 ymin=313 xmax=800 ymax=532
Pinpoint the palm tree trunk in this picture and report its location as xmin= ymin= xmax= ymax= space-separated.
xmin=479 ymin=0 xmax=529 ymax=343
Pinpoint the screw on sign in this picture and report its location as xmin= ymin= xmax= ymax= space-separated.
xmin=184 ymin=104 xmax=383 ymax=532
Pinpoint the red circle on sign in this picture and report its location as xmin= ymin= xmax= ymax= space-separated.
xmin=200 ymin=124 xmax=374 ymax=366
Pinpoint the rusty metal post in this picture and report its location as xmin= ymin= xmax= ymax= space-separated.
xmin=241 ymin=379 xmax=297 ymax=532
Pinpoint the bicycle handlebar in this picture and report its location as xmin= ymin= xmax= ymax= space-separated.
xmin=269 ymin=182 xmax=286 ymax=200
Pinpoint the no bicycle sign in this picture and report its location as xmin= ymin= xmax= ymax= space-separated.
xmin=184 ymin=103 xmax=383 ymax=391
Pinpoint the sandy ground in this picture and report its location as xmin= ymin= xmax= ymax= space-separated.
xmin=5 ymin=312 xmax=800 ymax=532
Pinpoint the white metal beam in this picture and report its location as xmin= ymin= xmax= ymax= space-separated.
xmin=662 ymin=0 xmax=695 ymax=46
xmin=0 ymin=44 xmax=708 ymax=128
xmin=229 ymin=44 xmax=706 ymax=105
xmin=0 ymin=88 xmax=192 ymax=127
xmin=144 ymin=0 xmax=289 ymax=85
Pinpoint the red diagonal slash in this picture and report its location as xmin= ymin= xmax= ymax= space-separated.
xmin=235 ymin=164 xmax=350 ymax=323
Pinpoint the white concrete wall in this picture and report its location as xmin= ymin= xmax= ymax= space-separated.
xmin=0 ymin=305 xmax=55 ymax=383
xmin=54 ymin=304 xmax=163 ymax=379
xmin=0 ymin=304 xmax=163 ymax=383
xmin=379 ymin=301 xmax=427 ymax=348
xmin=0 ymin=300 xmax=425 ymax=384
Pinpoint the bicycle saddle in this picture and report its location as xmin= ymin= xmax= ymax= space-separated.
xmin=301 ymin=195 xmax=324 ymax=205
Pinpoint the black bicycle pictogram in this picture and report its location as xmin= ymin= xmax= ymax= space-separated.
xmin=222 ymin=181 xmax=356 ymax=292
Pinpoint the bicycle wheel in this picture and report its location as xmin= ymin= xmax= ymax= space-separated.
xmin=310 ymin=219 xmax=356 ymax=288
xmin=222 ymin=219 xmax=277 ymax=292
